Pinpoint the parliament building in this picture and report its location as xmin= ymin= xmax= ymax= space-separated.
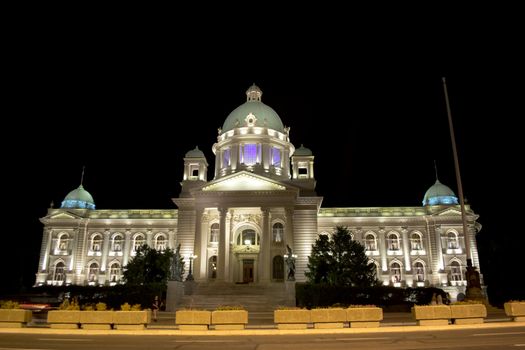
xmin=35 ymin=84 xmax=482 ymax=301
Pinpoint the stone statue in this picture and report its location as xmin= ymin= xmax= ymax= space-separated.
xmin=285 ymin=244 xmax=296 ymax=281
xmin=466 ymin=264 xmax=482 ymax=289
xmin=170 ymin=244 xmax=184 ymax=281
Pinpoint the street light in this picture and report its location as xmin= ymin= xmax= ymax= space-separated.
xmin=186 ymin=254 xmax=197 ymax=281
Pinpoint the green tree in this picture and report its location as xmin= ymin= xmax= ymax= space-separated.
xmin=306 ymin=226 xmax=378 ymax=287
xmin=123 ymin=245 xmax=174 ymax=287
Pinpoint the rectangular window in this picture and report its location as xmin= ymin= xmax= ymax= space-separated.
xmin=244 ymin=144 xmax=257 ymax=165
xmin=223 ymin=149 xmax=230 ymax=166
xmin=298 ymin=167 xmax=308 ymax=175
xmin=272 ymin=147 xmax=281 ymax=167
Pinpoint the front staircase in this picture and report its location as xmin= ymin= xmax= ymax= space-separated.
xmin=179 ymin=281 xmax=291 ymax=312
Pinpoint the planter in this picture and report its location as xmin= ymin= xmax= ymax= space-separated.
xmin=346 ymin=307 xmax=383 ymax=328
xmin=412 ymin=305 xmax=451 ymax=326
xmin=80 ymin=311 xmax=114 ymax=330
xmin=211 ymin=310 xmax=248 ymax=330
xmin=114 ymin=310 xmax=152 ymax=330
xmin=274 ymin=309 xmax=310 ymax=330
xmin=504 ymin=301 xmax=525 ymax=322
xmin=0 ymin=309 xmax=32 ymax=328
xmin=311 ymin=308 xmax=346 ymax=329
xmin=47 ymin=310 xmax=81 ymax=329
xmin=176 ymin=310 xmax=211 ymax=330
xmin=450 ymin=304 xmax=486 ymax=324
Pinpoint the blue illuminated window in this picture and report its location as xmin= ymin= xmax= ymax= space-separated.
xmin=244 ymin=144 xmax=257 ymax=165
xmin=272 ymin=147 xmax=281 ymax=167
xmin=223 ymin=149 xmax=230 ymax=166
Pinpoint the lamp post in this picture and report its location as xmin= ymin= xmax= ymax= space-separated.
xmin=186 ymin=254 xmax=197 ymax=281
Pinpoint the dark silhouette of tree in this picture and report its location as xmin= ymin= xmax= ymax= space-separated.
xmin=123 ymin=245 xmax=174 ymax=287
xmin=306 ymin=226 xmax=378 ymax=287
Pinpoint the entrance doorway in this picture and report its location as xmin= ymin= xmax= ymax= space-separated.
xmin=243 ymin=259 xmax=254 ymax=283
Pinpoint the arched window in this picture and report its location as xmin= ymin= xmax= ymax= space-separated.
xmin=365 ymin=233 xmax=377 ymax=251
xmin=91 ymin=234 xmax=102 ymax=251
xmin=155 ymin=235 xmax=167 ymax=251
xmin=272 ymin=223 xmax=284 ymax=243
xmin=447 ymin=232 xmax=459 ymax=249
xmin=237 ymin=229 xmax=259 ymax=246
xmin=388 ymin=233 xmax=400 ymax=250
xmin=210 ymin=223 xmax=219 ymax=243
xmin=53 ymin=262 xmax=65 ymax=282
xmin=133 ymin=234 xmax=145 ymax=252
xmin=273 ymin=255 xmax=284 ymax=280
xmin=390 ymin=262 xmax=401 ymax=283
xmin=57 ymin=233 xmax=69 ymax=251
xmin=112 ymin=234 xmax=123 ymax=252
xmin=411 ymin=233 xmax=422 ymax=250
xmin=450 ymin=261 xmax=462 ymax=281
xmin=88 ymin=262 xmax=99 ymax=282
xmin=109 ymin=262 xmax=121 ymax=282
xmin=414 ymin=262 xmax=425 ymax=282
xmin=208 ymin=256 xmax=217 ymax=279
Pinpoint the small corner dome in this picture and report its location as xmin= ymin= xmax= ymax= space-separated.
xmin=61 ymin=185 xmax=95 ymax=209
xmin=423 ymin=180 xmax=459 ymax=206
xmin=221 ymin=84 xmax=284 ymax=133
xmin=185 ymin=146 xmax=206 ymax=158
xmin=294 ymin=144 xmax=312 ymax=156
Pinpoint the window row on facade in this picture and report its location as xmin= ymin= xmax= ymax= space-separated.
xmin=319 ymin=230 xmax=463 ymax=253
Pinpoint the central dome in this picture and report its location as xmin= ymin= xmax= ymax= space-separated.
xmin=222 ymin=84 xmax=284 ymax=133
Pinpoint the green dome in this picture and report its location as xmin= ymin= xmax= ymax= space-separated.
xmin=222 ymin=84 xmax=284 ymax=133
xmin=185 ymin=146 xmax=205 ymax=158
xmin=294 ymin=144 xmax=312 ymax=156
xmin=423 ymin=180 xmax=459 ymax=206
xmin=61 ymin=185 xmax=95 ymax=209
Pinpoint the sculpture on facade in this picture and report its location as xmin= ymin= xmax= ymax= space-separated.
xmin=285 ymin=244 xmax=296 ymax=281
xmin=170 ymin=244 xmax=184 ymax=281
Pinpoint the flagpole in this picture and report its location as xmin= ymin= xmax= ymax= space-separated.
xmin=442 ymin=77 xmax=472 ymax=267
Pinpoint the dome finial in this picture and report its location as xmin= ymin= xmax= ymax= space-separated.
xmin=246 ymin=83 xmax=262 ymax=102
xmin=433 ymin=160 xmax=439 ymax=182
xmin=80 ymin=165 xmax=85 ymax=186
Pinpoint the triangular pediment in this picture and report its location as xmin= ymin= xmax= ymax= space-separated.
xmin=49 ymin=212 xmax=79 ymax=220
xmin=201 ymin=171 xmax=288 ymax=192
xmin=436 ymin=207 xmax=463 ymax=216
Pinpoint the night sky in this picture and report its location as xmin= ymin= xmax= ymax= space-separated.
xmin=3 ymin=23 xmax=523 ymax=302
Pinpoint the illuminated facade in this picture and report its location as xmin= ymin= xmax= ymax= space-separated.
xmin=36 ymin=84 xmax=481 ymax=300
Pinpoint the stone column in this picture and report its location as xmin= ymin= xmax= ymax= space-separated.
xmin=40 ymin=228 xmax=53 ymax=271
xmin=192 ymin=208 xmax=204 ymax=281
xmin=197 ymin=212 xmax=209 ymax=280
xmin=101 ymin=229 xmax=110 ymax=273
xmin=168 ymin=229 xmax=176 ymax=250
xmin=435 ymin=225 xmax=445 ymax=271
xmin=402 ymin=228 xmax=411 ymax=271
xmin=379 ymin=228 xmax=388 ymax=272
xmin=226 ymin=211 xmax=233 ymax=282
xmin=123 ymin=230 xmax=131 ymax=266
xmin=260 ymin=208 xmax=271 ymax=283
xmin=146 ymin=229 xmax=153 ymax=247
xmin=218 ymin=207 xmax=228 ymax=281
xmin=285 ymin=208 xmax=294 ymax=247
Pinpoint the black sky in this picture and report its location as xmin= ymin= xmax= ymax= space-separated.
xmin=3 ymin=19 xmax=523 ymax=301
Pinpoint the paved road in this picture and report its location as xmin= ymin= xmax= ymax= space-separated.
xmin=1 ymin=326 xmax=525 ymax=349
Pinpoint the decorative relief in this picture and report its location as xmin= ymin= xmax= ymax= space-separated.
xmin=232 ymin=213 xmax=261 ymax=226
